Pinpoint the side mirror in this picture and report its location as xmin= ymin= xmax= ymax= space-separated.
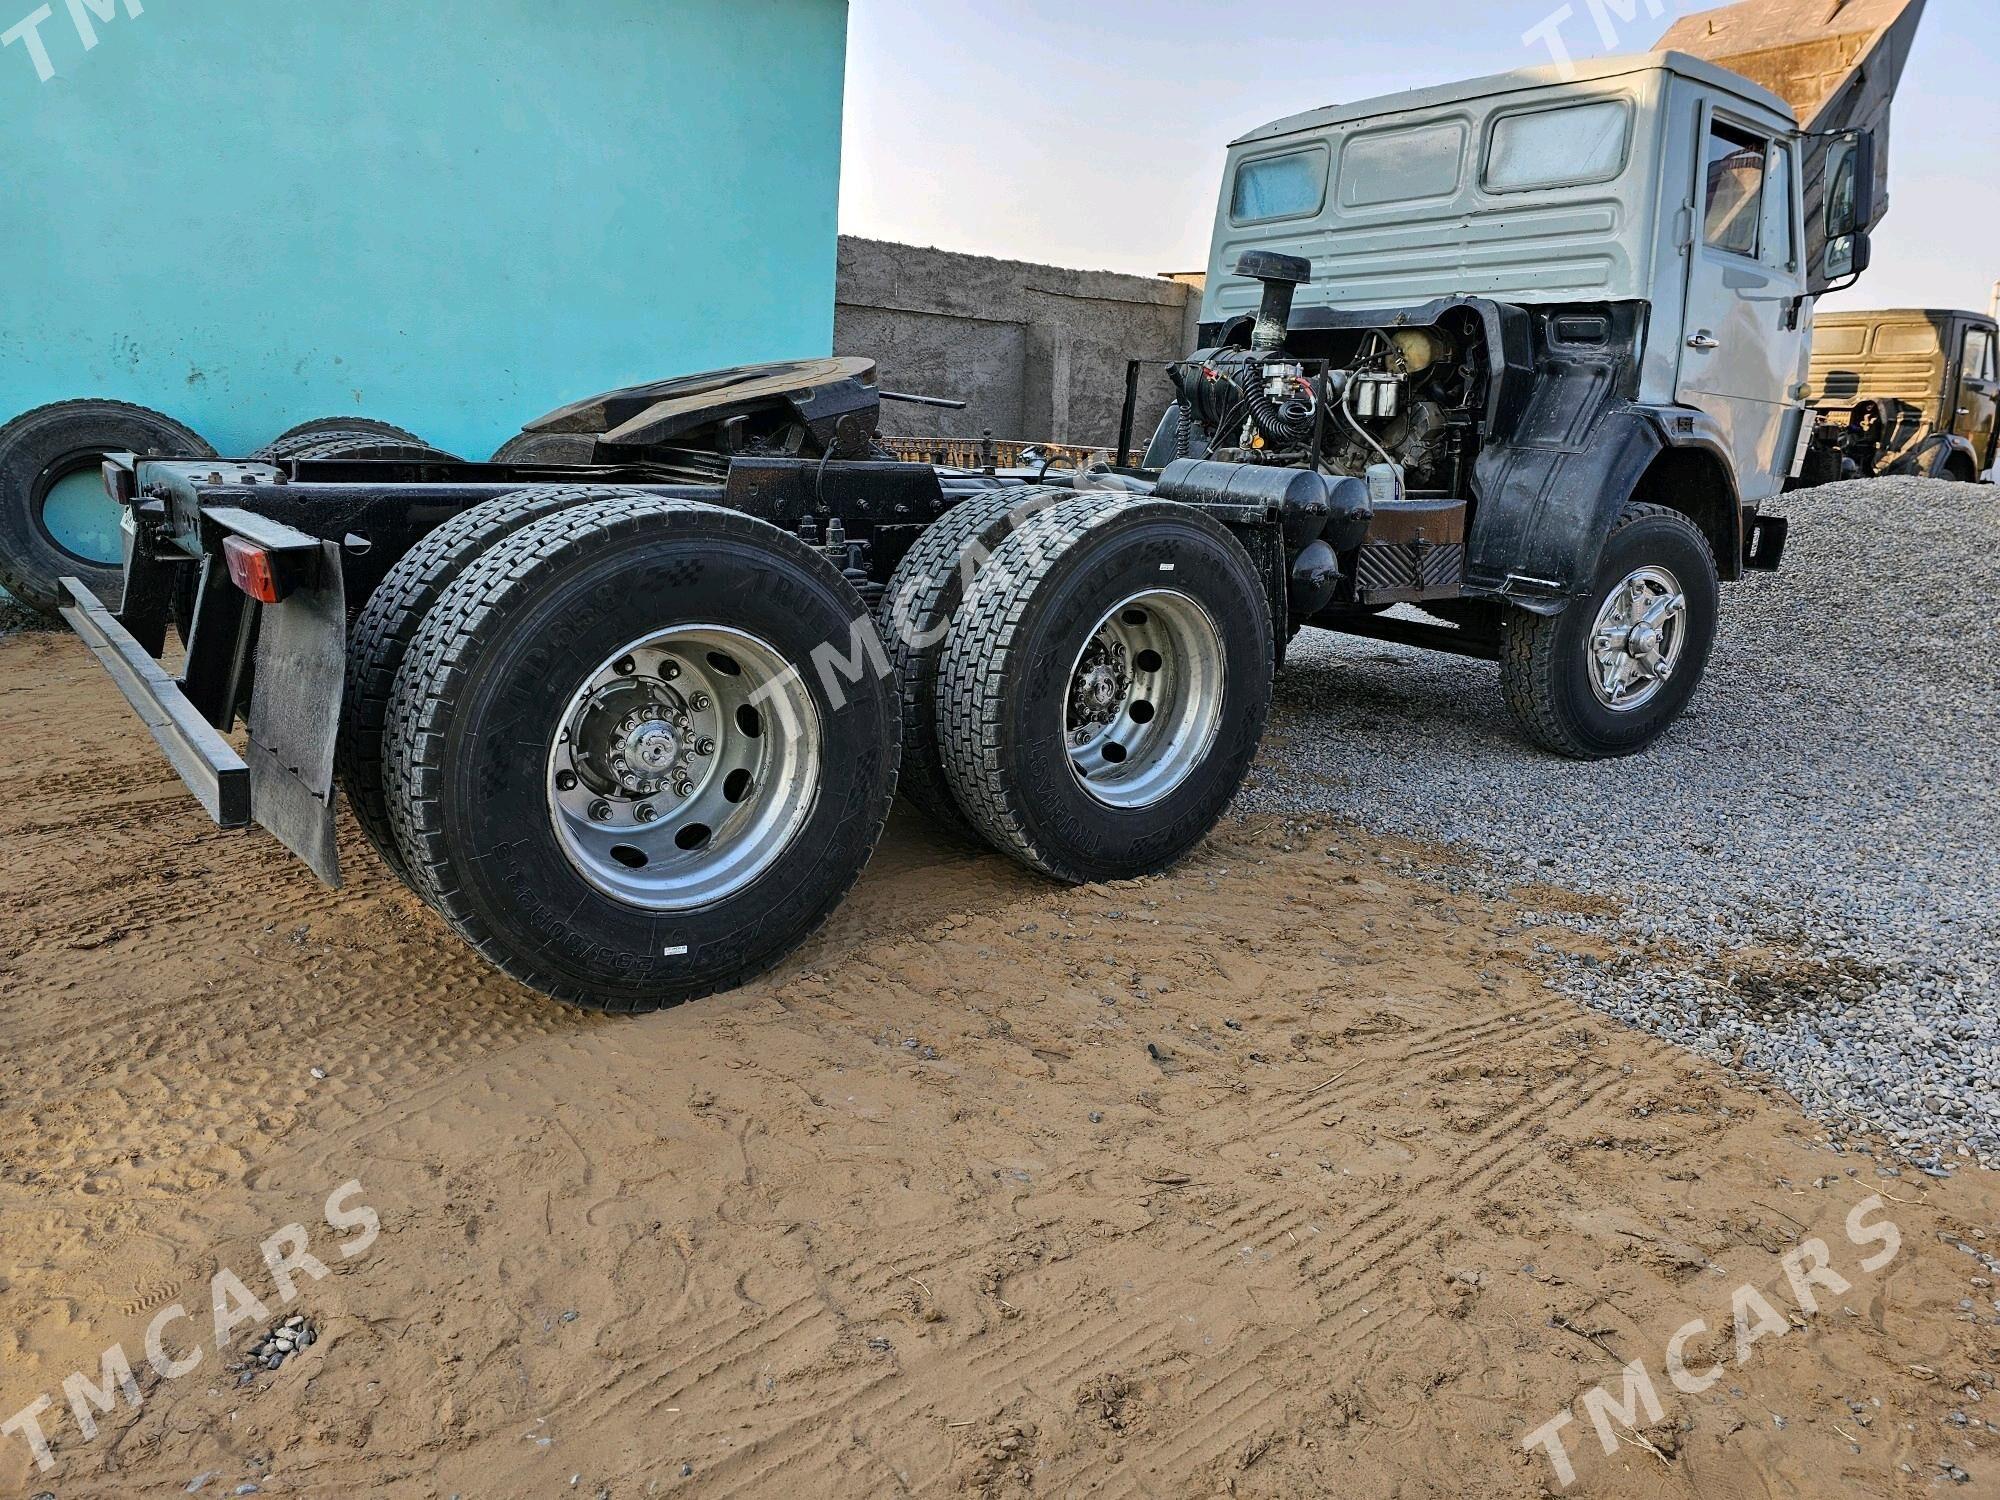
xmin=1824 ymin=129 xmax=1876 ymax=242
xmin=1823 ymin=227 xmax=1873 ymax=285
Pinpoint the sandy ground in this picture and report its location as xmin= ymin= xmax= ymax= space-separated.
xmin=0 ymin=624 xmax=1996 ymax=1499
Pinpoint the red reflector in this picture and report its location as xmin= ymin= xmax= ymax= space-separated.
xmin=222 ymin=536 xmax=282 ymax=604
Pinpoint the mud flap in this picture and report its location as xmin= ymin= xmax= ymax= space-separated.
xmin=247 ymin=542 xmax=346 ymax=887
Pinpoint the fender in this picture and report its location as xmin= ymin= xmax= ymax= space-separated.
xmin=1886 ymin=430 xmax=1978 ymax=479
xmin=1467 ymin=402 xmax=1741 ymax=613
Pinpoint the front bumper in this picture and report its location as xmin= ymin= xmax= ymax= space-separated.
xmin=58 ymin=576 xmax=251 ymax=827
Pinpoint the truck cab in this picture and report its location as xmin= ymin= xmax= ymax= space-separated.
xmin=1802 ymin=308 xmax=1999 ymax=483
xmin=1113 ymin=49 xmax=1880 ymax=758
xmin=1201 ymin=50 xmax=1841 ymax=510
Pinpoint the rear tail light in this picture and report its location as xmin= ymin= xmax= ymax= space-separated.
xmin=222 ymin=536 xmax=283 ymax=604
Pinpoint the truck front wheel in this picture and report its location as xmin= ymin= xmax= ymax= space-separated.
xmin=380 ymin=493 xmax=899 ymax=1010
xmin=1499 ymin=503 xmax=1719 ymax=759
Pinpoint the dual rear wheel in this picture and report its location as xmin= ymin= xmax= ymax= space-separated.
xmin=355 ymin=490 xmax=898 ymax=1011
xmin=346 ymin=486 xmax=1275 ymax=1010
xmin=884 ymin=490 xmax=1275 ymax=883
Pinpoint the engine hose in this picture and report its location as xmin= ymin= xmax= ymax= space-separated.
xmin=1238 ymin=363 xmax=1315 ymax=447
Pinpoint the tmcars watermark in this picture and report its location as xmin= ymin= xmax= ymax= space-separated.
xmin=752 ymin=486 xmax=1070 ymax=719
xmin=2 ymin=1180 xmax=379 ymax=1475
xmin=3 ymin=0 xmax=143 ymax=85
xmin=1522 ymin=0 xmax=1676 ymax=80
xmin=1521 ymin=1194 xmax=1904 ymax=1488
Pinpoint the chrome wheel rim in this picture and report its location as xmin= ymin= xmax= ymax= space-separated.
xmin=548 ymin=626 xmax=820 ymax=911
xmin=1065 ymin=589 xmax=1226 ymax=809
xmin=1587 ymin=565 xmax=1688 ymax=712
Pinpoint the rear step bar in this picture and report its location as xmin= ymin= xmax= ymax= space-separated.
xmin=58 ymin=576 xmax=251 ymax=828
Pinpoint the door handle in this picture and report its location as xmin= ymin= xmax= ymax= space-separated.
xmin=1687 ymin=332 xmax=1720 ymax=351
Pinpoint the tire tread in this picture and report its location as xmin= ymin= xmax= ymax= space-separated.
xmin=1499 ymin=501 xmax=1714 ymax=758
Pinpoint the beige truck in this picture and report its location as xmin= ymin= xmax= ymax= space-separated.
xmin=1798 ymin=308 xmax=1999 ymax=484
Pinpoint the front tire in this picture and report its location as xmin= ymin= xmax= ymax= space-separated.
xmin=934 ymin=494 xmax=1273 ymax=883
xmin=1500 ymin=503 xmax=1719 ymax=759
xmin=380 ymin=494 xmax=898 ymax=1010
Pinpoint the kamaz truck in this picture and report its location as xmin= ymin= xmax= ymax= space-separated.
xmin=1797 ymin=308 xmax=1999 ymax=483
xmin=66 ymin=51 xmax=1887 ymax=1010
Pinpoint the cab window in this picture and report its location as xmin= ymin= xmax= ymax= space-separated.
xmin=1702 ymin=120 xmax=1767 ymax=257
xmin=1484 ymin=99 xmax=1630 ymax=193
xmin=1962 ymin=328 xmax=1997 ymax=383
xmin=1231 ymin=148 xmax=1330 ymax=224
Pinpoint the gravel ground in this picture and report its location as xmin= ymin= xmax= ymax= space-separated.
xmin=1243 ymin=477 xmax=1998 ymax=1173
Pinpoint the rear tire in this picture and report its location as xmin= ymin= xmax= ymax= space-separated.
xmin=340 ymin=485 xmax=643 ymax=888
xmin=877 ymin=485 xmax=1065 ymax=835
xmin=380 ymin=494 xmax=899 ymax=1010
xmin=0 ymin=399 xmax=214 ymax=614
xmin=1499 ymin=502 xmax=1718 ymax=759
xmin=934 ymin=494 xmax=1273 ymax=883
xmin=251 ymin=418 xmax=423 ymax=462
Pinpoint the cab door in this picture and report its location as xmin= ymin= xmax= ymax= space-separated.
xmin=1952 ymin=321 xmax=1999 ymax=475
xmin=1676 ymin=103 xmax=1808 ymax=502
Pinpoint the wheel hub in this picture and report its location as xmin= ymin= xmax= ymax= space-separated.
xmin=1587 ymin=566 xmax=1688 ymax=712
xmin=1071 ymin=647 xmax=1129 ymax=732
xmin=608 ymin=710 xmax=689 ymax=796
xmin=1064 ymin=590 xmax=1226 ymax=810
xmin=547 ymin=628 xmax=822 ymax=912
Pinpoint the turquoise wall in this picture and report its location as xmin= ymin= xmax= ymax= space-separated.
xmin=0 ymin=0 xmax=851 ymax=461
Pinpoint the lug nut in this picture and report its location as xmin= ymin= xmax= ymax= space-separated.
xmin=696 ymin=737 xmax=715 ymax=756
xmin=636 ymin=803 xmax=658 ymax=823
xmin=555 ymin=770 xmax=578 ymax=792
xmin=589 ymin=800 xmax=614 ymax=821
xmin=662 ymin=659 xmax=681 ymax=680
xmin=690 ymin=693 xmax=711 ymax=712
xmin=614 ymin=656 xmax=637 ymax=676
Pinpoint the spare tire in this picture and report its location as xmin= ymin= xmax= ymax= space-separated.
xmin=0 ymin=399 xmax=215 ymax=614
xmin=251 ymin=417 xmax=424 ymax=463
xmin=288 ymin=435 xmax=462 ymax=463
xmin=491 ymin=431 xmax=599 ymax=465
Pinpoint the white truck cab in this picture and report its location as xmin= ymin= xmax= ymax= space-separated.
xmin=1202 ymin=50 xmax=1871 ymax=505
xmin=1124 ymin=49 xmax=1880 ymax=757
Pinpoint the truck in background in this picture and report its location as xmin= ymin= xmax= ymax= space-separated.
xmin=1797 ymin=309 xmax=1998 ymax=484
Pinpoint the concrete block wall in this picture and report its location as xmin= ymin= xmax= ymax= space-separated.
xmin=835 ymin=238 xmax=1202 ymax=450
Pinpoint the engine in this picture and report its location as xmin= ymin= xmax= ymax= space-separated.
xmin=1166 ymin=254 xmax=1484 ymax=495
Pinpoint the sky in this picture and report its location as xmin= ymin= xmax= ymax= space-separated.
xmin=839 ymin=0 xmax=1999 ymax=316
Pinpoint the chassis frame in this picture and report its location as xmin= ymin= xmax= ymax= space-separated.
xmin=68 ymin=448 xmax=1290 ymax=887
